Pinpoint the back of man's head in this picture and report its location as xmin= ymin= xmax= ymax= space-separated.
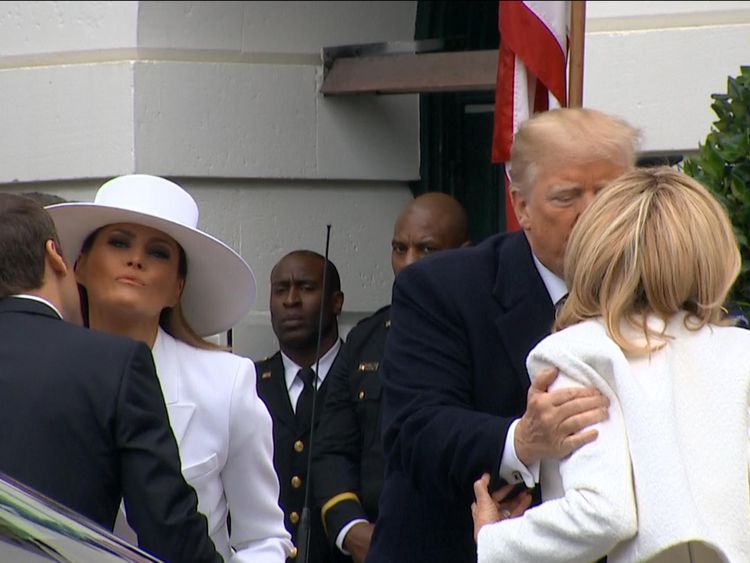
xmin=21 ymin=191 xmax=70 ymax=207
xmin=391 ymin=192 xmax=470 ymax=275
xmin=0 ymin=194 xmax=61 ymax=298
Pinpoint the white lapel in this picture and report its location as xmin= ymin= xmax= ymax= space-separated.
xmin=153 ymin=328 xmax=196 ymax=445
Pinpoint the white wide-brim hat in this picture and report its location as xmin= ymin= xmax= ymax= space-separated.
xmin=47 ymin=174 xmax=256 ymax=337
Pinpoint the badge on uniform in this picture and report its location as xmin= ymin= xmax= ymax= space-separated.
xmin=261 ymin=371 xmax=272 ymax=380
xmin=358 ymin=362 xmax=379 ymax=372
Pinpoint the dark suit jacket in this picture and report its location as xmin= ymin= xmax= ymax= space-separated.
xmin=367 ymin=231 xmax=555 ymax=563
xmin=313 ymin=306 xmax=390 ymax=546
xmin=0 ymin=297 xmax=219 ymax=563
xmin=256 ymin=350 xmax=348 ymax=563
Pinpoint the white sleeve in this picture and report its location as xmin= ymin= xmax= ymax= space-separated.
xmin=498 ymin=418 xmax=540 ymax=488
xmin=223 ymin=358 xmax=294 ymax=563
xmin=477 ymin=369 xmax=637 ymax=563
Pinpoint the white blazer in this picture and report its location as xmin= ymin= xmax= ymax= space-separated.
xmin=477 ymin=314 xmax=750 ymax=563
xmin=117 ymin=329 xmax=293 ymax=562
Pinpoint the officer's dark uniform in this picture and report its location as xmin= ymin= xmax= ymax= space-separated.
xmin=312 ymin=306 xmax=390 ymax=553
xmin=256 ymin=351 xmax=347 ymax=563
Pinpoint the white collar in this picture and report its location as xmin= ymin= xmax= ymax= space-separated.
xmin=531 ymin=254 xmax=567 ymax=305
xmin=281 ymin=339 xmax=342 ymax=392
xmin=12 ymin=294 xmax=64 ymax=319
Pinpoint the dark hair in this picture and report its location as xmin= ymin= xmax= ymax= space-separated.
xmin=21 ymin=192 xmax=70 ymax=207
xmin=0 ymin=194 xmax=62 ymax=298
xmin=282 ymin=249 xmax=341 ymax=295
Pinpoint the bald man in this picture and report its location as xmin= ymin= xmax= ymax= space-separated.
xmin=311 ymin=192 xmax=470 ymax=563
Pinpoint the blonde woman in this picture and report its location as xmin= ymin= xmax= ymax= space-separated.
xmin=473 ymin=167 xmax=750 ymax=562
xmin=48 ymin=175 xmax=293 ymax=562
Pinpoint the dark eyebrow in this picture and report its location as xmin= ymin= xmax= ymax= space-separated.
xmin=110 ymin=228 xmax=135 ymax=238
xmin=271 ymin=277 xmax=319 ymax=287
xmin=147 ymin=237 xmax=177 ymax=247
xmin=110 ymin=228 xmax=174 ymax=247
xmin=291 ymin=277 xmax=319 ymax=286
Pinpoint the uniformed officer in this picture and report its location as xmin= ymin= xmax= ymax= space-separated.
xmin=256 ymin=250 xmax=345 ymax=562
xmin=311 ymin=193 xmax=471 ymax=563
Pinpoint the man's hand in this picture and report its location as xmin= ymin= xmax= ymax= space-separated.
xmin=514 ymin=367 xmax=609 ymax=466
xmin=471 ymin=474 xmax=532 ymax=541
xmin=343 ymin=521 xmax=374 ymax=563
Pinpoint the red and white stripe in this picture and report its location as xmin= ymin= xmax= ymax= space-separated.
xmin=493 ymin=1 xmax=569 ymax=231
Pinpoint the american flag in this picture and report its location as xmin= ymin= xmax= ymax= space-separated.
xmin=493 ymin=1 xmax=569 ymax=231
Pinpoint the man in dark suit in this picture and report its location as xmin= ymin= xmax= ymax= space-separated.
xmin=312 ymin=192 xmax=470 ymax=563
xmin=367 ymin=108 xmax=641 ymax=562
xmin=0 ymin=193 xmax=219 ymax=563
xmin=256 ymin=250 xmax=345 ymax=562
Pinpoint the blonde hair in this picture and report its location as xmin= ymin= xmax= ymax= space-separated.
xmin=555 ymin=166 xmax=741 ymax=354
xmin=510 ymin=108 xmax=640 ymax=195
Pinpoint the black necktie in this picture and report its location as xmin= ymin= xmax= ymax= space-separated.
xmin=295 ymin=367 xmax=316 ymax=427
xmin=554 ymin=293 xmax=569 ymax=316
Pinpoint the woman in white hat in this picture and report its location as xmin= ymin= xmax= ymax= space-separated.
xmin=48 ymin=174 xmax=293 ymax=562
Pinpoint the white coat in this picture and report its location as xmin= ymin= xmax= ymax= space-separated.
xmin=117 ymin=328 xmax=292 ymax=562
xmin=477 ymin=313 xmax=750 ymax=563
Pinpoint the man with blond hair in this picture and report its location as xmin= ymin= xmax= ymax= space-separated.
xmin=368 ymin=108 xmax=641 ymax=563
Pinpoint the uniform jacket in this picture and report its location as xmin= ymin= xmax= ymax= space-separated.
xmin=479 ymin=314 xmax=750 ymax=562
xmin=257 ymin=350 xmax=348 ymax=563
xmin=368 ymin=231 xmax=555 ymax=563
xmin=313 ymin=306 xmax=390 ymax=547
xmin=0 ymin=297 xmax=219 ymax=563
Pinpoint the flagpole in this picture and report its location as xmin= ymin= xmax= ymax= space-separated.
xmin=568 ymin=0 xmax=586 ymax=108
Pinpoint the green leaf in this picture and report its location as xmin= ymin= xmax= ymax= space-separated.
xmin=685 ymin=67 xmax=750 ymax=308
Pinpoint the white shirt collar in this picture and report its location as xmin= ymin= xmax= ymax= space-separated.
xmin=281 ymin=338 xmax=342 ymax=392
xmin=531 ymin=254 xmax=567 ymax=305
xmin=12 ymin=294 xmax=64 ymax=319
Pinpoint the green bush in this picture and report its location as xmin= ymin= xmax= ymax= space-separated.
xmin=683 ymin=65 xmax=750 ymax=314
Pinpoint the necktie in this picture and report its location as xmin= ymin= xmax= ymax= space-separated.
xmin=554 ymin=293 xmax=569 ymax=316
xmin=295 ymin=367 xmax=316 ymax=427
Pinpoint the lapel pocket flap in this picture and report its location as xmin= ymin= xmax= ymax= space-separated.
xmin=182 ymin=452 xmax=219 ymax=482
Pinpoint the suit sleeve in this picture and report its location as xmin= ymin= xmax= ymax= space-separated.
xmin=116 ymin=342 xmax=221 ymax=563
xmin=312 ymin=336 xmax=369 ymax=545
xmin=477 ymin=360 xmax=637 ymax=562
xmin=381 ymin=264 xmax=513 ymax=500
xmin=221 ymin=357 xmax=294 ymax=563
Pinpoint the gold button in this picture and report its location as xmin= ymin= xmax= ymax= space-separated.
xmin=289 ymin=546 xmax=298 ymax=559
xmin=294 ymin=440 xmax=304 ymax=453
xmin=289 ymin=511 xmax=300 ymax=524
xmin=358 ymin=390 xmax=365 ymax=400
xmin=291 ymin=475 xmax=302 ymax=488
